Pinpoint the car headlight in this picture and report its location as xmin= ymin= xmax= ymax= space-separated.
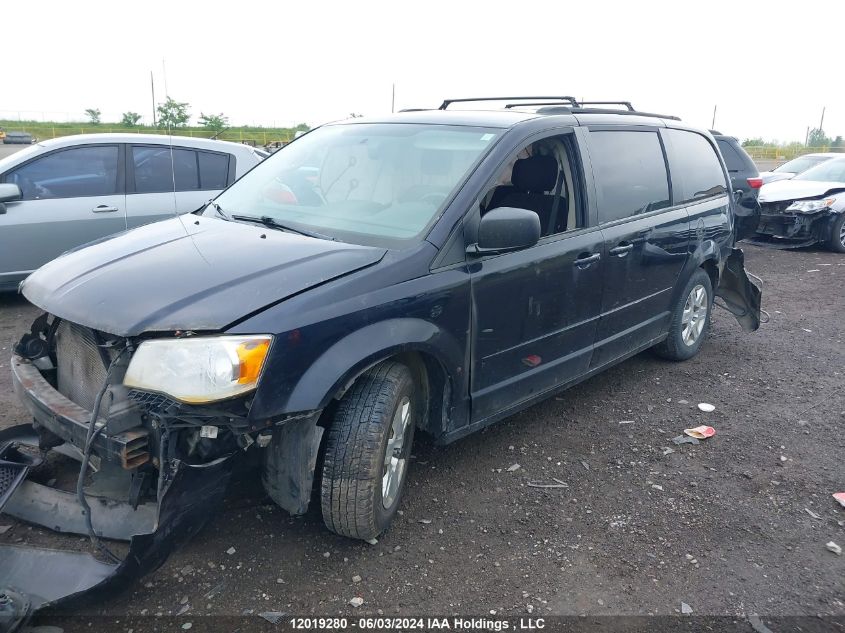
xmin=124 ymin=335 xmax=272 ymax=403
xmin=787 ymin=198 xmax=837 ymax=213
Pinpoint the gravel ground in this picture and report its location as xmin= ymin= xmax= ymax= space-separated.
xmin=1 ymin=244 xmax=843 ymax=629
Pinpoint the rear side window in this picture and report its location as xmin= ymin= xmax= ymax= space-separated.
xmin=5 ymin=145 xmax=119 ymax=200
xmin=132 ymin=146 xmax=198 ymax=193
xmin=666 ymin=130 xmax=728 ymax=203
xmin=717 ymin=139 xmax=747 ymax=172
xmin=588 ymin=130 xmax=670 ymax=223
xmin=198 ymin=151 xmax=230 ymax=189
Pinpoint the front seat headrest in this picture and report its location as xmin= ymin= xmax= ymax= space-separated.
xmin=512 ymin=154 xmax=558 ymax=192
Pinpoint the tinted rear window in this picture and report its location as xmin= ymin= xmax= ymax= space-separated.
xmin=198 ymin=151 xmax=229 ymax=189
xmin=132 ymin=146 xmax=199 ymax=193
xmin=666 ymin=130 xmax=728 ymax=203
xmin=717 ymin=139 xmax=748 ymax=172
xmin=588 ymin=130 xmax=670 ymax=223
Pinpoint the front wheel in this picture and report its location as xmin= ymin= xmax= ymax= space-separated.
xmin=654 ymin=269 xmax=713 ymax=361
xmin=827 ymin=213 xmax=845 ymax=253
xmin=320 ymin=361 xmax=416 ymax=540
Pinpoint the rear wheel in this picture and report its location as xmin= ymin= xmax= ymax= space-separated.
xmin=654 ymin=269 xmax=713 ymax=361
xmin=827 ymin=213 xmax=845 ymax=253
xmin=320 ymin=361 xmax=416 ymax=540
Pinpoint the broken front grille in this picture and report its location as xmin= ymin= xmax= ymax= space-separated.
xmin=55 ymin=320 xmax=110 ymax=411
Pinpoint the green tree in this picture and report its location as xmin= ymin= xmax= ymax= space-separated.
xmin=156 ymin=97 xmax=191 ymax=128
xmin=121 ymin=111 xmax=142 ymax=127
xmin=84 ymin=108 xmax=101 ymax=125
xmin=807 ymin=128 xmax=831 ymax=147
xmin=294 ymin=123 xmax=310 ymax=132
xmin=831 ymin=136 xmax=844 ymax=152
xmin=741 ymin=137 xmax=767 ymax=147
xmin=198 ymin=112 xmax=229 ymax=134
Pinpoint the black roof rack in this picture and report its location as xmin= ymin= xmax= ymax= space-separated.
xmin=575 ymin=100 xmax=635 ymax=111
xmin=439 ymin=96 xmax=579 ymax=110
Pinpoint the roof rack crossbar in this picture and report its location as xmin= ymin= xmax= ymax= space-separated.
xmin=575 ymin=100 xmax=635 ymax=111
xmin=503 ymin=102 xmax=576 ymax=109
xmin=439 ymin=96 xmax=579 ymax=110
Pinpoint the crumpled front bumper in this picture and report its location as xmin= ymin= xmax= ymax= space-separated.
xmin=0 ymin=419 xmax=236 ymax=633
xmin=749 ymin=209 xmax=836 ymax=248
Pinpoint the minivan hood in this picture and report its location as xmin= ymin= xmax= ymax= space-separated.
xmin=22 ymin=216 xmax=386 ymax=336
xmin=758 ymin=179 xmax=845 ymax=203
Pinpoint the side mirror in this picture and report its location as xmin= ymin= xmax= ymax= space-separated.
xmin=469 ymin=207 xmax=541 ymax=255
xmin=0 ymin=183 xmax=22 ymax=215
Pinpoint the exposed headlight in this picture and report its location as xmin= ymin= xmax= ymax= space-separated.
xmin=124 ymin=335 xmax=272 ymax=403
xmin=786 ymin=198 xmax=837 ymax=213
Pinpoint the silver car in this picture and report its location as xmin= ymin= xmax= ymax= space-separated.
xmin=759 ymin=152 xmax=840 ymax=185
xmin=0 ymin=133 xmax=264 ymax=291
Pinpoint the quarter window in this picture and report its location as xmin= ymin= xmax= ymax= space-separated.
xmin=588 ymin=131 xmax=670 ymax=224
xmin=198 ymin=151 xmax=230 ymax=189
xmin=666 ymin=130 xmax=728 ymax=203
xmin=5 ymin=145 xmax=119 ymax=200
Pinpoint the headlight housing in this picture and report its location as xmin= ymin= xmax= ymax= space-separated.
xmin=124 ymin=335 xmax=272 ymax=403
xmin=786 ymin=198 xmax=837 ymax=214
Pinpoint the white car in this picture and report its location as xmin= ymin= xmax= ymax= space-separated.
xmin=756 ymin=156 xmax=845 ymax=252
xmin=0 ymin=134 xmax=264 ymax=290
xmin=759 ymin=152 xmax=840 ymax=185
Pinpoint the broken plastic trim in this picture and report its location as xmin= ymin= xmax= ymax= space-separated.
xmin=0 ymin=423 xmax=236 ymax=633
xmin=714 ymin=247 xmax=763 ymax=332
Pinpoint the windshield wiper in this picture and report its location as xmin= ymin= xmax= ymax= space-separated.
xmin=231 ymin=215 xmax=336 ymax=241
xmin=206 ymin=199 xmax=230 ymax=220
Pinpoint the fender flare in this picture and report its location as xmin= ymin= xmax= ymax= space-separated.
xmin=284 ymin=318 xmax=465 ymax=414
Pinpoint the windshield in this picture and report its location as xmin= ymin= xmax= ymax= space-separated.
xmin=793 ymin=158 xmax=845 ymax=183
xmin=774 ymin=155 xmax=832 ymax=174
xmin=209 ymin=123 xmax=500 ymax=247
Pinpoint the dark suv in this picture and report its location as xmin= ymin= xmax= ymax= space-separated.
xmin=713 ymin=132 xmax=762 ymax=240
xmin=1 ymin=97 xmax=762 ymax=622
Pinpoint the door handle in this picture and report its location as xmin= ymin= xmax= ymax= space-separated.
xmin=92 ymin=205 xmax=119 ymax=213
xmin=574 ymin=252 xmax=601 ymax=268
xmin=609 ymin=243 xmax=634 ymax=256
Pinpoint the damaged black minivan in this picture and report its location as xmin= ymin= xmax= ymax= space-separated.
xmin=1 ymin=97 xmax=761 ymax=626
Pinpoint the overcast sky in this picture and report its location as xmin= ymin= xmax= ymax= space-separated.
xmin=4 ymin=0 xmax=842 ymax=142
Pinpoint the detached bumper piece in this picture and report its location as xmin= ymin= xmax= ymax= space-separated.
xmin=715 ymin=247 xmax=763 ymax=333
xmin=749 ymin=208 xmax=834 ymax=248
xmin=0 ymin=424 xmax=236 ymax=633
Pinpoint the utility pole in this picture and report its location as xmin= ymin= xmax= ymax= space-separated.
xmin=391 ymin=83 xmax=395 ymax=113
xmin=150 ymin=71 xmax=157 ymax=126
xmin=711 ymin=104 xmax=717 ymax=130
xmin=819 ymin=106 xmax=825 ymax=132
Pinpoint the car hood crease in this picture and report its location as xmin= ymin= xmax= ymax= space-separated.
xmin=21 ymin=216 xmax=386 ymax=336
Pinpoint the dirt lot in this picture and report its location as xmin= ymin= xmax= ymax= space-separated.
xmin=1 ymin=245 xmax=843 ymax=628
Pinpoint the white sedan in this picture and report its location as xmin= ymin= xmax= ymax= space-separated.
xmin=0 ymin=133 xmax=264 ymax=291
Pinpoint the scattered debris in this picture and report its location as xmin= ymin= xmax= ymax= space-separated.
xmin=801 ymin=328 xmax=812 ymax=333
xmin=322 ymin=551 xmax=330 ymax=558
xmin=833 ymin=492 xmax=845 ymax=509
xmin=506 ymin=463 xmax=521 ymax=472
xmin=349 ymin=597 xmax=364 ymax=607
xmin=181 ymin=624 xmax=192 ymax=631
xmin=651 ymin=484 xmax=664 ymax=491
xmin=748 ymin=614 xmax=775 ymax=633
xmin=419 ymin=519 xmax=432 ymax=524
xmin=527 ymin=479 xmax=569 ymax=489
xmin=259 ymin=612 xmax=286 ymax=624
xmin=697 ymin=403 xmax=715 ymax=413
xmin=526 ymin=604 xmax=534 ymax=614
xmin=678 ymin=399 xmax=689 ymax=405
xmin=225 ymin=547 xmax=236 ymax=555
xmin=680 ymin=602 xmax=693 ymax=614
xmin=580 ymin=460 xmax=590 ymax=471
xmin=826 ymin=541 xmax=842 ymax=556
xmin=684 ymin=425 xmax=716 ymax=440
xmin=805 ymin=508 xmax=822 ymax=520
xmin=779 ymin=455 xmax=788 ymax=463
xmin=672 ymin=435 xmax=699 ymax=445
xmin=352 ymin=575 xmax=362 ymax=583
xmin=618 ymin=420 xmax=635 ymax=425
xmin=662 ymin=447 xmax=675 ymax=456
xmin=366 ymin=538 xmax=378 ymax=545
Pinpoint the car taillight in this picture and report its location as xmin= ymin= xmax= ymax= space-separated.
xmin=747 ymin=177 xmax=763 ymax=189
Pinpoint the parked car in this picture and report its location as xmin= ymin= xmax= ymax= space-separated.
xmin=759 ymin=152 xmax=840 ymax=184
xmin=712 ymin=132 xmax=762 ymax=239
xmin=1 ymin=98 xmax=762 ymax=621
xmin=754 ymin=155 xmax=845 ymax=251
xmin=0 ymin=133 xmax=265 ymax=291
xmin=3 ymin=131 xmax=35 ymax=145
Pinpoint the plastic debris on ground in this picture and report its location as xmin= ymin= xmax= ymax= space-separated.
xmin=697 ymin=403 xmax=715 ymax=412
xmin=506 ymin=463 xmax=521 ymax=472
xmin=259 ymin=612 xmax=287 ymax=624
xmin=680 ymin=602 xmax=693 ymax=614
xmin=672 ymin=435 xmax=700 ymax=446
xmin=826 ymin=541 xmax=842 ymax=555
xmin=833 ymin=492 xmax=845 ymax=508
xmin=684 ymin=425 xmax=716 ymax=440
xmin=349 ymin=597 xmax=364 ymax=607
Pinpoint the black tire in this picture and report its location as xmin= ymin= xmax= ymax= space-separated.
xmin=827 ymin=213 xmax=845 ymax=253
xmin=653 ymin=269 xmax=713 ymax=361
xmin=320 ymin=361 xmax=416 ymax=540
